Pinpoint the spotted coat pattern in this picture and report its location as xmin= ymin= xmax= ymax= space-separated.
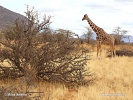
xmin=82 ymin=14 xmax=115 ymax=57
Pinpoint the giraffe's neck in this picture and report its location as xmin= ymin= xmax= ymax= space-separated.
xmin=86 ymin=17 xmax=101 ymax=35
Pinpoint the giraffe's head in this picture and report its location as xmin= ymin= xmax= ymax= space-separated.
xmin=82 ymin=14 xmax=88 ymax=21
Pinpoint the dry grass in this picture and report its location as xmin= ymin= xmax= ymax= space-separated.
xmin=81 ymin=52 xmax=133 ymax=100
xmin=0 ymin=45 xmax=133 ymax=100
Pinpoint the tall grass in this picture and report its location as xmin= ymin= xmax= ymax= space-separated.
xmin=0 ymin=50 xmax=133 ymax=100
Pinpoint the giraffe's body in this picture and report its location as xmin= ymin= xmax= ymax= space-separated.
xmin=82 ymin=14 xmax=115 ymax=57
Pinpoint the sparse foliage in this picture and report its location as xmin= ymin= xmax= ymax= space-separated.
xmin=113 ymin=26 xmax=128 ymax=44
xmin=84 ymin=27 xmax=93 ymax=44
xmin=0 ymin=6 xmax=93 ymax=87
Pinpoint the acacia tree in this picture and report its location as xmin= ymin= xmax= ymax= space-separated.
xmin=113 ymin=26 xmax=128 ymax=44
xmin=83 ymin=27 xmax=93 ymax=44
xmin=0 ymin=6 xmax=93 ymax=86
xmin=0 ymin=6 xmax=51 ymax=71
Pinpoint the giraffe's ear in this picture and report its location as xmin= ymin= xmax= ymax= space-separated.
xmin=84 ymin=14 xmax=88 ymax=17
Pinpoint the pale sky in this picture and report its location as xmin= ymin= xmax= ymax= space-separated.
xmin=0 ymin=0 xmax=133 ymax=36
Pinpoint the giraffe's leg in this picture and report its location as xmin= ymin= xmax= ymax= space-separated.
xmin=113 ymin=45 xmax=116 ymax=56
xmin=97 ymin=41 xmax=101 ymax=57
xmin=97 ymin=46 xmax=99 ymax=57
xmin=111 ymin=50 xmax=113 ymax=57
xmin=111 ymin=44 xmax=115 ymax=57
xmin=99 ymin=43 xmax=101 ymax=57
xmin=110 ymin=44 xmax=113 ymax=57
xmin=97 ymin=42 xmax=100 ymax=57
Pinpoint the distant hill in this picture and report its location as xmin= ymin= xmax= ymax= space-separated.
xmin=122 ymin=35 xmax=133 ymax=43
xmin=0 ymin=5 xmax=26 ymax=31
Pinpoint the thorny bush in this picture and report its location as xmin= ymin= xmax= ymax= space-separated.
xmin=0 ymin=6 xmax=94 ymax=87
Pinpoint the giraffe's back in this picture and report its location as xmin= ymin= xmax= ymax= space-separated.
xmin=102 ymin=34 xmax=115 ymax=45
xmin=96 ymin=29 xmax=115 ymax=45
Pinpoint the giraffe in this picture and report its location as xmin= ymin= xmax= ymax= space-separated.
xmin=82 ymin=14 xmax=115 ymax=57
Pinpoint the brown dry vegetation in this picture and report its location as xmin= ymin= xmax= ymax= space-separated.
xmin=0 ymin=6 xmax=133 ymax=100
xmin=0 ymin=44 xmax=133 ymax=100
xmin=0 ymin=7 xmax=92 ymax=99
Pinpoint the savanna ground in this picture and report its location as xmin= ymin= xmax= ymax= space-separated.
xmin=0 ymin=44 xmax=133 ymax=100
